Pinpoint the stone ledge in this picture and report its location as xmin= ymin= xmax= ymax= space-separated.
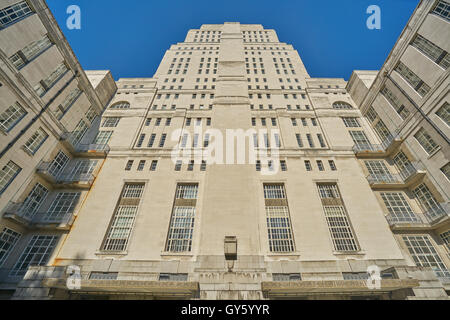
xmin=42 ymin=279 xmax=199 ymax=297
xmin=261 ymin=279 xmax=420 ymax=295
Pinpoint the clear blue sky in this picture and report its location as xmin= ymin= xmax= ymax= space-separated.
xmin=46 ymin=0 xmax=419 ymax=81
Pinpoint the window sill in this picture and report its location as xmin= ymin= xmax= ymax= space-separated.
xmin=333 ymin=250 xmax=366 ymax=256
xmin=427 ymin=146 xmax=441 ymax=160
xmin=160 ymin=252 xmax=194 ymax=258
xmin=95 ymin=250 xmax=128 ymax=257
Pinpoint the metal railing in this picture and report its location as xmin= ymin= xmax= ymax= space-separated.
xmin=2 ymin=201 xmax=74 ymax=226
xmin=57 ymin=173 xmax=94 ymax=185
xmin=399 ymin=162 xmax=425 ymax=181
xmin=60 ymin=131 xmax=110 ymax=154
xmin=385 ymin=212 xmax=424 ymax=225
xmin=423 ymin=203 xmax=449 ymax=224
xmin=386 ymin=203 xmax=449 ymax=226
xmin=353 ymin=132 xmax=400 ymax=153
xmin=75 ymin=143 xmax=110 ymax=153
xmin=367 ymin=173 xmax=402 ymax=184
xmin=367 ymin=162 xmax=425 ymax=185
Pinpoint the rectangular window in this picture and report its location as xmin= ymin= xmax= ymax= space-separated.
xmin=0 ymin=1 xmax=33 ymax=29
xmin=137 ymin=160 xmax=146 ymax=171
xmin=432 ymin=0 xmax=450 ymax=22
xmin=23 ymin=127 xmax=48 ymax=155
xmin=295 ymin=134 xmax=303 ymax=148
xmin=18 ymin=183 xmax=48 ymax=220
xmin=411 ymin=34 xmax=449 ymax=69
xmin=274 ymin=133 xmax=281 ymax=148
xmin=436 ymin=102 xmax=449 ymax=126
xmin=165 ymin=184 xmax=199 ymax=252
xmin=306 ymin=134 xmax=314 ymax=148
xmin=125 ymin=160 xmax=133 ymax=171
xmin=395 ymin=62 xmax=430 ymax=97
xmin=85 ymin=106 xmax=97 ymax=123
xmin=94 ymin=131 xmax=113 ymax=145
xmin=317 ymin=134 xmax=326 ymax=147
xmin=0 ymin=161 xmax=22 ymax=194
xmin=150 ymin=160 xmax=158 ymax=171
xmin=317 ymin=160 xmax=324 ymax=171
xmin=342 ymin=117 xmax=361 ymax=128
xmin=318 ymin=184 xmax=358 ymax=252
xmin=0 ymin=102 xmax=27 ymax=133
xmin=47 ymin=150 xmax=69 ymax=177
xmin=380 ymin=86 xmax=410 ymax=120
xmin=374 ymin=119 xmax=391 ymax=142
xmin=101 ymin=183 xmax=144 ymax=252
xmin=175 ymin=160 xmax=182 ymax=171
xmin=393 ymin=151 xmax=412 ymax=172
xmin=349 ymin=130 xmax=370 ymax=148
xmin=44 ymin=192 xmax=80 ymax=222
xmin=101 ymin=117 xmax=120 ymax=128
xmin=365 ymin=160 xmax=393 ymax=181
xmin=187 ymin=160 xmax=194 ymax=171
xmin=263 ymin=184 xmax=295 ymax=253
xmin=402 ymin=235 xmax=449 ymax=277
xmin=0 ymin=227 xmax=21 ymax=267
xmin=55 ymin=88 xmax=82 ymax=120
xmin=10 ymin=235 xmax=59 ymax=277
xmin=366 ymin=106 xmax=378 ymax=123
xmin=256 ymin=160 xmax=261 ymax=171
xmin=136 ymin=134 xmax=145 ymax=148
xmin=304 ymin=160 xmax=312 ymax=171
xmin=280 ymin=160 xmax=287 ymax=171
xmin=148 ymin=134 xmax=156 ymax=147
xmin=159 ymin=134 xmax=167 ymax=147
xmin=200 ymin=160 xmax=207 ymax=171
xmin=329 ymin=160 xmax=337 ymax=171
xmin=381 ymin=192 xmax=418 ymax=223
xmin=413 ymin=183 xmax=441 ymax=214
xmin=34 ymin=63 xmax=69 ymax=96
xmin=414 ymin=128 xmax=439 ymax=155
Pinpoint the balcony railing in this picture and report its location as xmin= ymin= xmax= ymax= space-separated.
xmin=367 ymin=173 xmax=403 ymax=185
xmin=398 ymin=162 xmax=425 ymax=181
xmin=385 ymin=213 xmax=424 ymax=226
xmin=2 ymin=201 xmax=75 ymax=229
xmin=423 ymin=203 xmax=449 ymax=224
xmin=56 ymin=173 xmax=95 ymax=187
xmin=60 ymin=132 xmax=110 ymax=157
xmin=353 ymin=132 xmax=401 ymax=155
xmin=367 ymin=162 xmax=426 ymax=189
xmin=385 ymin=203 xmax=449 ymax=228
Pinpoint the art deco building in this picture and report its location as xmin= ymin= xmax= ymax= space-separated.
xmin=0 ymin=0 xmax=448 ymax=300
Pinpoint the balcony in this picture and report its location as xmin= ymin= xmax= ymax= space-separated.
xmin=434 ymin=270 xmax=450 ymax=285
xmin=60 ymin=132 xmax=110 ymax=158
xmin=366 ymin=162 xmax=426 ymax=190
xmin=385 ymin=203 xmax=449 ymax=230
xmin=36 ymin=161 xmax=58 ymax=183
xmin=2 ymin=202 xmax=75 ymax=230
xmin=353 ymin=133 xmax=402 ymax=158
xmin=35 ymin=162 xmax=94 ymax=189
xmin=423 ymin=203 xmax=449 ymax=226
xmin=56 ymin=173 xmax=94 ymax=189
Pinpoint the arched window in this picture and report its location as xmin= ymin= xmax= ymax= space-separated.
xmin=332 ymin=101 xmax=353 ymax=109
xmin=110 ymin=101 xmax=130 ymax=109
